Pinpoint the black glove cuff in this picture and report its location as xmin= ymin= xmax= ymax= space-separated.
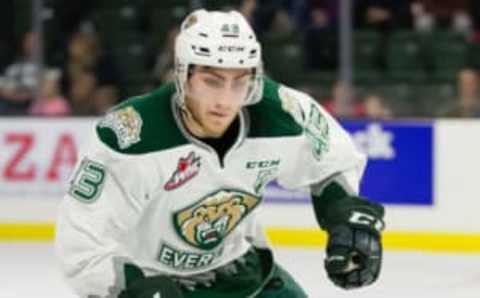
xmin=312 ymin=182 xmax=385 ymax=234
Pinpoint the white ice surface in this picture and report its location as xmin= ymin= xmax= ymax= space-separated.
xmin=1 ymin=243 xmax=479 ymax=298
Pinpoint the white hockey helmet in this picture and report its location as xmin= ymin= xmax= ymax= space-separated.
xmin=174 ymin=9 xmax=264 ymax=107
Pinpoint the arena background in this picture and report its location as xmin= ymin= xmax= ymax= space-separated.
xmin=0 ymin=1 xmax=480 ymax=297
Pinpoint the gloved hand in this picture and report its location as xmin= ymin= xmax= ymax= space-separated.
xmin=119 ymin=264 xmax=184 ymax=298
xmin=311 ymin=180 xmax=385 ymax=290
xmin=324 ymin=224 xmax=382 ymax=289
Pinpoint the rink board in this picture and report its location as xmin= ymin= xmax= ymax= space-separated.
xmin=1 ymin=223 xmax=480 ymax=253
xmin=0 ymin=118 xmax=479 ymax=253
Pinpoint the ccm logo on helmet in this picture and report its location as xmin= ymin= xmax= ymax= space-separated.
xmin=218 ymin=46 xmax=246 ymax=52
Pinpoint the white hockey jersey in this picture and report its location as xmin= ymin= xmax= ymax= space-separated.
xmin=55 ymin=78 xmax=366 ymax=297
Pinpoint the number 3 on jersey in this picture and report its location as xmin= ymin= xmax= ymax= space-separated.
xmin=69 ymin=158 xmax=106 ymax=203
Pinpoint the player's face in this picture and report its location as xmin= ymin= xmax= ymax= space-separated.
xmin=185 ymin=66 xmax=252 ymax=137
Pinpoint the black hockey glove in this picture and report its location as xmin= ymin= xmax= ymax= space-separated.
xmin=325 ymin=221 xmax=382 ymax=289
xmin=119 ymin=264 xmax=184 ymax=298
xmin=312 ymin=182 xmax=385 ymax=289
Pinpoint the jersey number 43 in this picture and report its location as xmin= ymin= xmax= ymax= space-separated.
xmin=68 ymin=158 xmax=106 ymax=203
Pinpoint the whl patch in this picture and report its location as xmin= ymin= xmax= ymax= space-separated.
xmin=164 ymin=152 xmax=201 ymax=191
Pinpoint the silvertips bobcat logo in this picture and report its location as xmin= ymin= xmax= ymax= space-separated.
xmin=164 ymin=152 xmax=201 ymax=191
xmin=174 ymin=190 xmax=260 ymax=250
xmin=98 ymin=106 xmax=142 ymax=149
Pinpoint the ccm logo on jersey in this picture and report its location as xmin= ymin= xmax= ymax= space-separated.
xmin=246 ymin=159 xmax=281 ymax=169
xmin=164 ymin=152 xmax=201 ymax=191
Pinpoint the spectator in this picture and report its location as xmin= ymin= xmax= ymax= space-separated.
xmin=92 ymin=86 xmax=118 ymax=115
xmin=30 ymin=69 xmax=71 ymax=116
xmin=355 ymin=1 xmax=394 ymax=71
xmin=151 ymin=26 xmax=179 ymax=84
xmin=321 ymin=81 xmax=364 ymax=118
xmin=269 ymin=8 xmax=294 ymax=34
xmin=413 ymin=0 xmax=469 ymax=28
xmin=304 ymin=7 xmax=338 ymax=70
xmin=411 ymin=1 xmax=435 ymax=32
xmin=47 ymin=0 xmax=95 ymax=65
xmin=69 ymin=70 xmax=97 ymax=115
xmin=0 ymin=31 xmax=40 ymax=115
xmin=295 ymin=0 xmax=338 ymax=30
xmin=354 ymin=0 xmax=412 ymax=71
xmin=52 ymin=1 xmax=94 ymax=37
xmin=355 ymin=1 xmax=393 ymax=30
xmin=363 ymin=94 xmax=393 ymax=119
xmin=62 ymin=30 xmax=121 ymax=115
xmin=252 ymin=0 xmax=289 ymax=34
xmin=452 ymin=10 xmax=472 ymax=35
xmin=440 ymin=68 xmax=480 ymax=117
xmin=239 ymin=0 xmax=257 ymax=24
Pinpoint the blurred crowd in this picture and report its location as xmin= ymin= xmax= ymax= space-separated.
xmin=0 ymin=0 xmax=479 ymax=118
xmin=0 ymin=30 xmax=120 ymax=116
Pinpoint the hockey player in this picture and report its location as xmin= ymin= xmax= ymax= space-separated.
xmin=55 ymin=9 xmax=385 ymax=298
